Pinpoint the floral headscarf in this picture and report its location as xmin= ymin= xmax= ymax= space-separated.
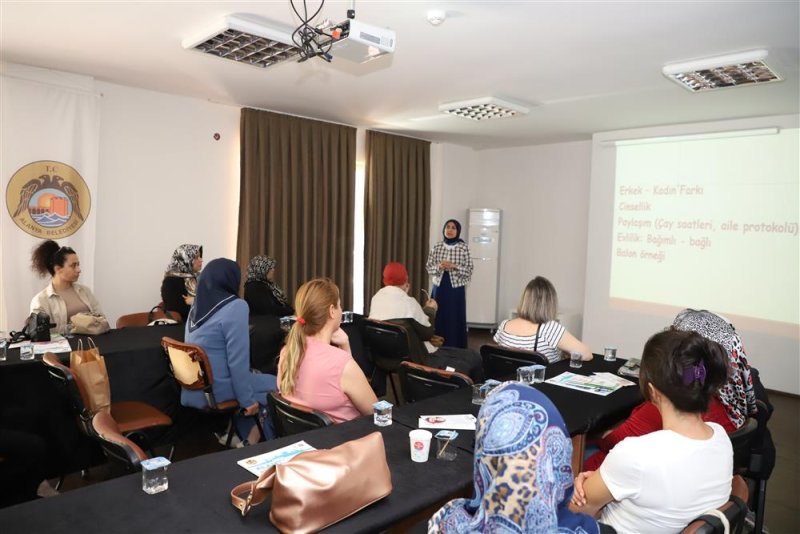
xmin=246 ymin=255 xmax=289 ymax=306
xmin=672 ymin=309 xmax=756 ymax=428
xmin=428 ymin=382 xmax=598 ymax=534
xmin=165 ymin=244 xmax=202 ymax=297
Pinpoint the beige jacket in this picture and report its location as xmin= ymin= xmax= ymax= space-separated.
xmin=30 ymin=282 xmax=104 ymax=334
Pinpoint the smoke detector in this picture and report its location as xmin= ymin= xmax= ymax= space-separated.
xmin=427 ymin=10 xmax=446 ymax=26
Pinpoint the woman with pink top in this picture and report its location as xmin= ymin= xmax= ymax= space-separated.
xmin=277 ymin=278 xmax=377 ymax=423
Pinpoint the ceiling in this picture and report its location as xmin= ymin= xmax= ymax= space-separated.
xmin=1 ymin=1 xmax=798 ymax=149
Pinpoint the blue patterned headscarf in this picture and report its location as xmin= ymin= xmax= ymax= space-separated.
xmin=428 ymin=383 xmax=598 ymax=534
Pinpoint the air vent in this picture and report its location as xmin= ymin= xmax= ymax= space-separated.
xmin=663 ymin=50 xmax=781 ymax=92
xmin=439 ymin=97 xmax=530 ymax=121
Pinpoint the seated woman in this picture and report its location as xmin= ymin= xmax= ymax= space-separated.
xmin=161 ymin=244 xmax=202 ymax=321
xmin=570 ymin=329 xmax=733 ymax=532
xmin=278 ymin=278 xmax=376 ymax=423
xmin=494 ymin=276 xmax=592 ymax=364
xmin=243 ymin=255 xmax=294 ymax=317
xmin=428 ymin=382 xmax=599 ymax=533
xmin=182 ymin=258 xmax=276 ymax=444
xmin=583 ymin=308 xmax=754 ymax=470
xmin=30 ymin=239 xmax=103 ymax=334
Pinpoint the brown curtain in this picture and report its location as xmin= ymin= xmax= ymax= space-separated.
xmin=237 ymin=108 xmax=356 ymax=308
xmin=364 ymin=130 xmax=430 ymax=313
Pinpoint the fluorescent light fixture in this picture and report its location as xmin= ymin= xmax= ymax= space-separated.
xmin=182 ymin=14 xmax=300 ymax=69
xmin=603 ymin=128 xmax=780 ymax=147
xmin=662 ymin=49 xmax=781 ymax=92
xmin=439 ymin=97 xmax=530 ymax=121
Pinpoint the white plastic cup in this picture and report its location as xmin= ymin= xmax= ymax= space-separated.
xmin=341 ymin=311 xmax=354 ymax=324
xmin=569 ymin=351 xmax=583 ymax=369
xmin=409 ymin=429 xmax=432 ymax=462
xmin=604 ymin=347 xmax=617 ymax=362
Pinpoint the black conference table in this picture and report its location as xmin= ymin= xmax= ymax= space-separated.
xmin=391 ymin=356 xmax=644 ymax=470
xmin=0 ymin=356 xmax=643 ymax=532
xmin=0 ymin=414 xmax=473 ymax=534
xmin=0 ymin=316 xmax=371 ymax=477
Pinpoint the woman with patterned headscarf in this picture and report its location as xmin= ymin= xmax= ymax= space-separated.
xmin=160 ymin=244 xmax=202 ymax=321
xmin=243 ymin=255 xmax=294 ymax=317
xmin=425 ymin=219 xmax=473 ymax=348
xmin=672 ymin=309 xmax=757 ymax=429
xmin=429 ymin=382 xmax=599 ymax=533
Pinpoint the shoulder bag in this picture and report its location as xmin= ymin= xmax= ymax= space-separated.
xmin=70 ymin=312 xmax=111 ymax=335
xmin=230 ymin=431 xmax=392 ymax=533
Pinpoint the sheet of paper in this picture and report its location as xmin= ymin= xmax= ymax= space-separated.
xmin=592 ymin=372 xmax=636 ymax=387
xmin=418 ymin=414 xmax=477 ymax=430
xmin=33 ymin=338 xmax=72 ymax=354
xmin=237 ymin=440 xmax=315 ymax=477
xmin=545 ymin=372 xmax=623 ymax=396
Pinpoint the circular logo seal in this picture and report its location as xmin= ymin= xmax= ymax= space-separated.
xmin=5 ymin=160 xmax=91 ymax=238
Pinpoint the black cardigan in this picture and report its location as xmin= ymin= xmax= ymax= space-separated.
xmin=160 ymin=276 xmax=191 ymax=321
xmin=243 ymin=281 xmax=294 ymax=317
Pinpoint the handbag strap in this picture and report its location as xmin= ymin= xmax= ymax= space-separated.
xmin=230 ymin=467 xmax=276 ymax=517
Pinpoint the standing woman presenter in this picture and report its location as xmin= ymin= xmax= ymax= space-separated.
xmin=426 ymin=219 xmax=473 ymax=348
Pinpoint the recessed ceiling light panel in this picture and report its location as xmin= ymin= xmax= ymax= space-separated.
xmin=183 ymin=15 xmax=300 ymax=69
xmin=439 ymin=97 xmax=530 ymax=121
xmin=663 ymin=49 xmax=781 ymax=92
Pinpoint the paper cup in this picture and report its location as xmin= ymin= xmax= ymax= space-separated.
xmin=409 ymin=429 xmax=432 ymax=462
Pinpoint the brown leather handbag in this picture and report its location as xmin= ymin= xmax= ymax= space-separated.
xmin=231 ymin=432 xmax=392 ymax=533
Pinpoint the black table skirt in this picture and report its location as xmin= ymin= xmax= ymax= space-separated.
xmin=0 ymin=415 xmax=472 ymax=534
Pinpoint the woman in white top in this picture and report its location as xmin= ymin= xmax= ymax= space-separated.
xmin=29 ymin=239 xmax=103 ymax=334
xmin=570 ymin=329 xmax=733 ymax=533
xmin=493 ymin=276 xmax=591 ymax=363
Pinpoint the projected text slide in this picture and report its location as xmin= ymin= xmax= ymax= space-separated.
xmin=609 ymin=129 xmax=799 ymax=326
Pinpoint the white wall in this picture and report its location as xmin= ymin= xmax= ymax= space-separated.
xmin=93 ymin=82 xmax=241 ymax=325
xmin=432 ymin=140 xmax=593 ymax=341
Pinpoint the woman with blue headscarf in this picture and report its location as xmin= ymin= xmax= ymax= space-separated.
xmin=182 ymin=258 xmax=277 ymax=445
xmin=426 ymin=219 xmax=473 ymax=348
xmin=428 ymin=382 xmax=599 ymax=534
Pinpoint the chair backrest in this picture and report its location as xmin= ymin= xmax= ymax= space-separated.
xmin=161 ymin=336 xmax=223 ymax=408
xmin=728 ymin=417 xmax=758 ymax=472
xmin=117 ymin=307 xmax=182 ymax=328
xmin=363 ymin=319 xmax=410 ymax=369
xmin=89 ymin=410 xmax=148 ymax=470
xmin=682 ymin=475 xmax=749 ymax=534
xmin=399 ymin=361 xmax=473 ymax=403
xmin=479 ymin=344 xmax=548 ymax=381
xmin=267 ymin=391 xmax=333 ymax=437
xmin=41 ymin=352 xmax=91 ymax=427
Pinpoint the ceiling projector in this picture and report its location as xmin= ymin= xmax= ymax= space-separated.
xmin=331 ymin=19 xmax=396 ymax=63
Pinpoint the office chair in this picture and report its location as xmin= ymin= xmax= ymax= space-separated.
xmin=267 ymin=391 xmax=333 ymax=437
xmin=479 ymin=344 xmax=548 ymax=381
xmin=399 ymin=361 xmax=473 ymax=403
xmin=42 ymin=352 xmax=172 ymax=449
xmin=116 ymin=305 xmax=181 ymax=328
xmin=363 ymin=319 xmax=411 ymax=404
xmin=161 ymin=337 xmax=263 ymax=447
xmin=682 ymin=474 xmax=749 ymax=534
xmin=88 ymin=410 xmax=148 ymax=471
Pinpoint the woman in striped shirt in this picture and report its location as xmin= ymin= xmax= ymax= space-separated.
xmin=493 ymin=276 xmax=592 ymax=364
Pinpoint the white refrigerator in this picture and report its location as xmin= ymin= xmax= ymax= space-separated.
xmin=466 ymin=208 xmax=501 ymax=327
